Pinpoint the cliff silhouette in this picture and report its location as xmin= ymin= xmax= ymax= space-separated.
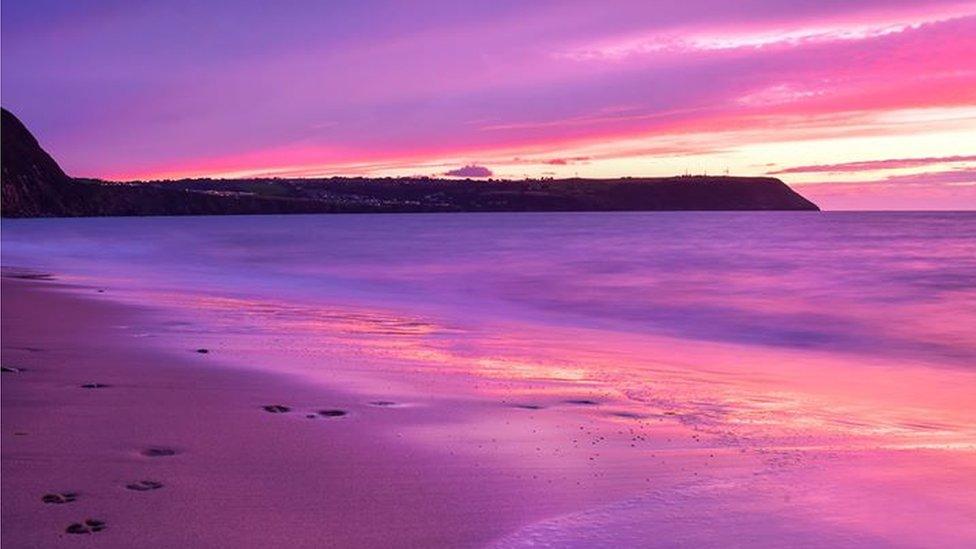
xmin=1 ymin=108 xmax=819 ymax=217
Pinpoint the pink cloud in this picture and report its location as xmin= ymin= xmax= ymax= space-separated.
xmin=796 ymin=168 xmax=976 ymax=210
xmin=876 ymin=168 xmax=976 ymax=185
xmin=4 ymin=0 xmax=976 ymax=208
xmin=444 ymin=165 xmax=493 ymax=178
xmin=558 ymin=3 xmax=976 ymax=61
xmin=798 ymin=167 xmax=976 ymax=187
xmin=544 ymin=157 xmax=590 ymax=166
xmin=770 ymin=155 xmax=976 ymax=174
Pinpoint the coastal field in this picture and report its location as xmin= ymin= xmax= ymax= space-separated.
xmin=3 ymin=212 xmax=976 ymax=547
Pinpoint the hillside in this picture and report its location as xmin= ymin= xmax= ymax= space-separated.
xmin=1 ymin=109 xmax=819 ymax=217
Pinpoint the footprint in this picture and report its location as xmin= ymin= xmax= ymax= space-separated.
xmin=369 ymin=401 xmax=398 ymax=407
xmin=42 ymin=492 xmax=77 ymax=504
xmin=612 ymin=411 xmax=645 ymax=419
xmin=564 ymin=399 xmax=599 ymax=406
xmin=1 ymin=366 xmax=25 ymax=373
xmin=126 ymin=480 xmax=163 ymax=491
xmin=80 ymin=383 xmax=110 ymax=389
xmin=317 ymin=409 xmax=347 ymax=418
xmin=65 ymin=519 xmax=106 ymax=534
xmin=262 ymin=405 xmax=290 ymax=413
xmin=141 ymin=447 xmax=177 ymax=458
xmin=512 ymin=404 xmax=545 ymax=410
xmin=195 ymin=348 xmax=209 ymax=354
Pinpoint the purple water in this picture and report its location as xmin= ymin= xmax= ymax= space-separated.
xmin=3 ymin=211 xmax=976 ymax=546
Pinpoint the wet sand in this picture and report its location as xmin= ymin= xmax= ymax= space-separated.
xmin=1 ymin=278 xmax=567 ymax=547
xmin=3 ymin=277 xmax=729 ymax=548
xmin=4 ymin=274 xmax=976 ymax=548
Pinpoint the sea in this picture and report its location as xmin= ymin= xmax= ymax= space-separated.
xmin=3 ymin=211 xmax=975 ymax=546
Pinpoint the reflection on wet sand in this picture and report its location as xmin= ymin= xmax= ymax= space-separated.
xmin=149 ymin=290 xmax=976 ymax=454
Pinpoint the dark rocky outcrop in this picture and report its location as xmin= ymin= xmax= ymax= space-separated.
xmin=1 ymin=108 xmax=818 ymax=217
xmin=2 ymin=108 xmax=75 ymax=216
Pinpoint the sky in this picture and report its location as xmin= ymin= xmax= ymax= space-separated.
xmin=2 ymin=0 xmax=975 ymax=210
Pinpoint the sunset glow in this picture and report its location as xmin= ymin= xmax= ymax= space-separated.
xmin=2 ymin=1 xmax=975 ymax=209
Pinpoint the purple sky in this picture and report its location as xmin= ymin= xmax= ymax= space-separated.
xmin=3 ymin=0 xmax=975 ymax=209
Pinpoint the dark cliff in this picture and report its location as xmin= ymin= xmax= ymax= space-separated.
xmin=1 ymin=108 xmax=819 ymax=217
xmin=2 ymin=108 xmax=76 ymax=216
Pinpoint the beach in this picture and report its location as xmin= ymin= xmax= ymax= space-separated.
xmin=7 ymin=275 xmax=588 ymax=546
xmin=2 ymin=278 xmax=571 ymax=547
xmin=3 ymin=276 xmax=724 ymax=548
xmin=5 ymin=0 xmax=976 ymax=544
xmin=3 ymin=212 xmax=976 ymax=547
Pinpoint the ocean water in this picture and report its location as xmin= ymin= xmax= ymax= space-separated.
xmin=4 ymin=211 xmax=976 ymax=546
xmin=4 ymin=212 xmax=975 ymax=369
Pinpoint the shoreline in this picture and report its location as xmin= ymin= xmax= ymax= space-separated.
xmin=4 ymin=254 xmax=976 ymax=547
xmin=0 ymin=277 xmax=563 ymax=547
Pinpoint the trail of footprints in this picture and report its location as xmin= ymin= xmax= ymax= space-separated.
xmin=14 ymin=351 xmax=617 ymax=538
xmin=50 ymin=439 xmax=178 ymax=534
xmin=13 ymin=369 xmax=180 ymax=536
xmin=42 ymin=441 xmax=178 ymax=535
xmin=32 ymin=365 xmax=379 ymax=536
xmin=45 ymin=476 xmax=167 ymax=535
